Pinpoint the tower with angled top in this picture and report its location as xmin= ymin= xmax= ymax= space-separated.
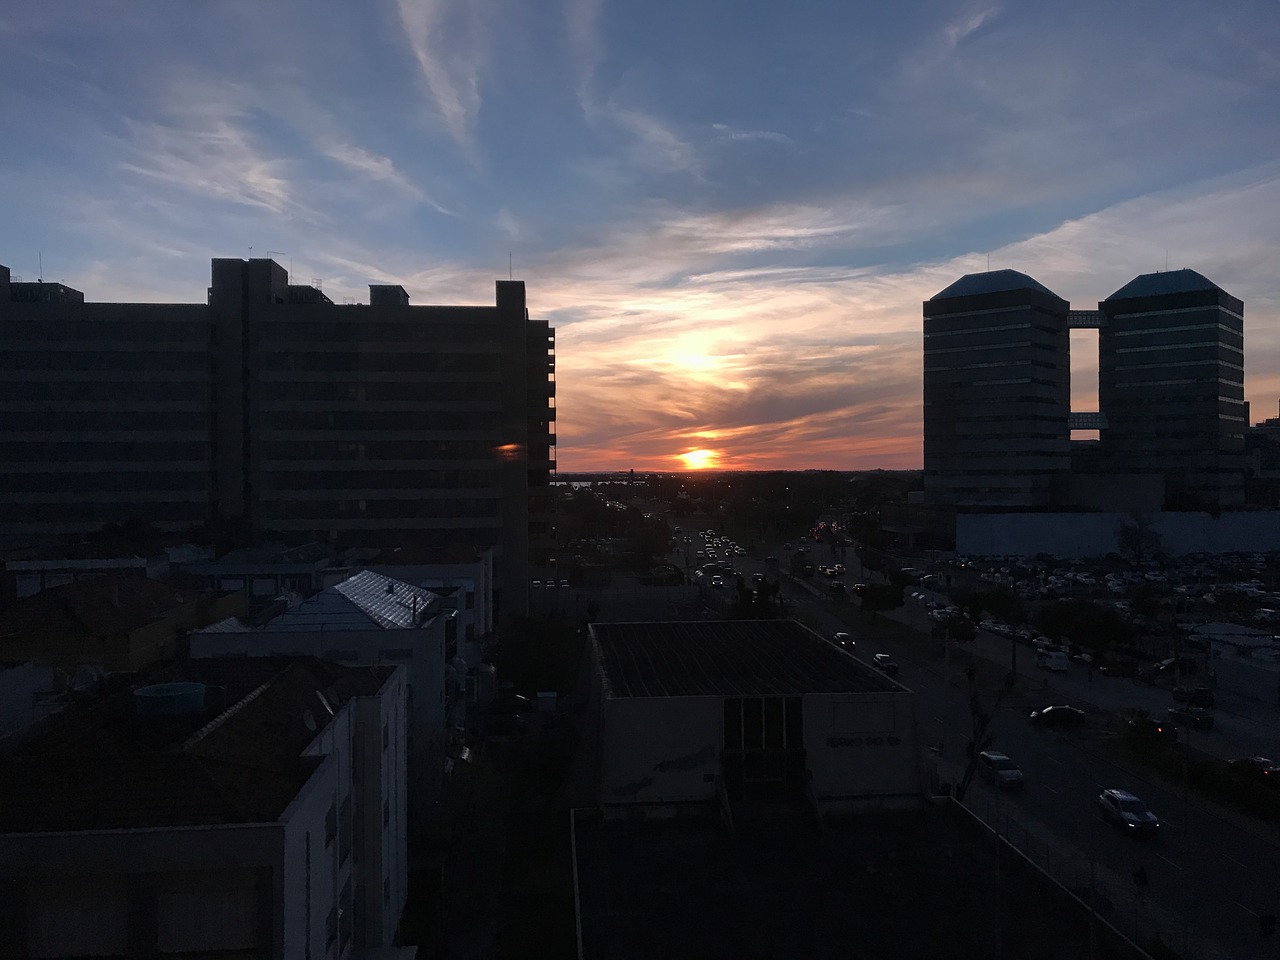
xmin=1098 ymin=268 xmax=1245 ymax=510
xmin=922 ymin=269 xmax=1072 ymax=509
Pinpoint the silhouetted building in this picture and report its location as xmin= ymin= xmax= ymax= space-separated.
xmin=924 ymin=267 xmax=1246 ymax=516
xmin=923 ymin=270 xmax=1071 ymax=509
xmin=0 ymin=257 xmax=555 ymax=621
xmin=1098 ymin=269 xmax=1245 ymax=510
xmin=0 ymin=657 xmax=410 ymax=957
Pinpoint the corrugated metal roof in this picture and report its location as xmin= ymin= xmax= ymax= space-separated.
xmin=1103 ymin=268 xmax=1221 ymax=301
xmin=591 ymin=620 xmax=892 ymax=697
xmin=258 ymin=569 xmax=438 ymax=631
xmin=930 ymin=269 xmax=1062 ymax=302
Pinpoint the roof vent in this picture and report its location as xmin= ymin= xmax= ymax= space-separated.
xmin=134 ymin=682 xmax=207 ymax=716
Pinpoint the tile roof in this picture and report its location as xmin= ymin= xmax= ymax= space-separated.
xmin=590 ymin=620 xmax=892 ymax=698
xmin=0 ymin=657 xmax=393 ymax=832
xmin=0 ymin=573 xmax=213 ymax=643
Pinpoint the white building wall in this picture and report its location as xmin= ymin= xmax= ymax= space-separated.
xmin=803 ymin=691 xmax=922 ymax=806
xmin=597 ymin=696 xmax=722 ymax=807
xmin=957 ymin=510 xmax=1280 ymax=558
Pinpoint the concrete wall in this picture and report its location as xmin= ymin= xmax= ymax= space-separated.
xmin=957 ymin=510 xmax=1280 ymax=558
xmin=803 ymin=691 xmax=921 ymax=806
xmin=1211 ymin=649 xmax=1280 ymax=706
xmin=598 ymin=696 xmax=723 ymax=808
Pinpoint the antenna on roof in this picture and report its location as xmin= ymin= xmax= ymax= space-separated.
xmin=986 ymin=254 xmax=990 ymax=272
xmin=509 ymin=252 xmax=513 ymax=280
xmin=38 ymin=252 xmax=42 ymax=282
xmin=1165 ymin=250 xmax=1169 ymax=272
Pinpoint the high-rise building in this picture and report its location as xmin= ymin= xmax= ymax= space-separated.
xmin=1098 ymin=269 xmax=1245 ymax=510
xmin=0 ymin=258 xmax=555 ymax=619
xmin=922 ymin=270 xmax=1071 ymax=509
xmin=923 ymin=266 xmax=1246 ymax=515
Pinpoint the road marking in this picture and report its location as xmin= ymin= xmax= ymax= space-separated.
xmin=1223 ymin=854 xmax=1249 ymax=869
xmin=1041 ymin=784 xmax=1059 ymax=795
xmin=1234 ymin=900 xmax=1260 ymax=918
xmin=1043 ymin=755 xmax=1062 ymax=765
xmin=1157 ymin=854 xmax=1183 ymax=871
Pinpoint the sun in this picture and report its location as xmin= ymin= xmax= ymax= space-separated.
xmin=679 ymin=448 xmax=718 ymax=470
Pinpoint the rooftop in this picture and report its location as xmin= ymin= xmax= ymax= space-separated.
xmin=590 ymin=620 xmax=894 ymax=697
xmin=1105 ymin=268 xmax=1223 ymax=301
xmin=929 ymin=268 xmax=1063 ymax=302
xmin=0 ymin=657 xmax=393 ymax=832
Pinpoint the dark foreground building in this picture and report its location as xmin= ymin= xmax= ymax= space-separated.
xmin=0 ymin=259 xmax=555 ymax=619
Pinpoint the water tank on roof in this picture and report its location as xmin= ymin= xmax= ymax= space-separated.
xmin=134 ymin=682 xmax=207 ymax=716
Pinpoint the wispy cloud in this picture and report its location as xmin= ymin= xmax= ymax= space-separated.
xmin=119 ymin=118 xmax=294 ymax=214
xmin=395 ymin=0 xmax=487 ymax=150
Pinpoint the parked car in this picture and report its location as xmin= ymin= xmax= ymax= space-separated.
xmin=1167 ymin=705 xmax=1214 ymax=730
xmin=977 ymin=750 xmax=1024 ymax=788
xmin=1030 ymin=705 xmax=1086 ymax=727
xmin=872 ymin=653 xmax=899 ymax=676
xmin=1172 ymin=686 xmax=1215 ymax=707
xmin=1227 ymin=756 xmax=1279 ymax=781
xmin=1097 ymin=788 xmax=1160 ymax=835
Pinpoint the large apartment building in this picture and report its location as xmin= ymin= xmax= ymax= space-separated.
xmin=923 ymin=266 xmax=1244 ymax=513
xmin=0 ymin=258 xmax=555 ymax=619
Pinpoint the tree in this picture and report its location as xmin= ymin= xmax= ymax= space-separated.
xmin=860 ymin=582 xmax=903 ymax=613
xmin=1116 ymin=512 xmax=1162 ymax=566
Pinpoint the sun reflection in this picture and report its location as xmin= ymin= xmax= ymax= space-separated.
xmin=679 ymin=449 xmax=719 ymax=470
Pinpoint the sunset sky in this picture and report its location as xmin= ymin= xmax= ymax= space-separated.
xmin=3 ymin=1 xmax=1279 ymax=472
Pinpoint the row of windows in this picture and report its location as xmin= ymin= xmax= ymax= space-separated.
xmin=1 ymin=319 xmax=209 ymax=342
xmin=263 ymin=469 xmax=498 ymax=489
xmin=1 ymin=472 xmax=210 ymax=494
xmin=0 ymin=382 xmax=213 ymax=402
xmin=0 ymin=502 xmax=210 ymax=524
xmin=259 ymin=410 xmax=502 ymax=431
xmin=0 ymin=441 xmax=211 ymax=460
xmin=0 ymin=351 xmax=210 ymax=372
xmin=257 ymin=352 xmax=500 ymax=374
xmin=265 ymin=439 xmax=496 ymax=460
xmin=0 ymin=411 xmax=213 ymax=431
xmin=256 ymin=381 xmax=499 ymax=402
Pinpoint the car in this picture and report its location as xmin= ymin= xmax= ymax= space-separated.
xmin=1126 ymin=716 xmax=1178 ymax=742
xmin=559 ymin=579 xmax=571 ymax=588
xmin=709 ymin=575 xmax=724 ymax=589
xmin=1097 ymin=788 xmax=1160 ymax=835
xmin=872 ymin=653 xmax=899 ymax=675
xmin=1167 ymin=705 xmax=1213 ymax=730
xmin=833 ymin=632 xmax=855 ymax=650
xmin=1228 ymin=756 xmax=1279 ymax=779
xmin=977 ymin=750 xmax=1024 ymax=788
xmin=1029 ymin=705 xmax=1086 ymax=727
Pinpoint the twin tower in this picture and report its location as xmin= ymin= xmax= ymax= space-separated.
xmin=923 ymin=268 xmax=1245 ymax=513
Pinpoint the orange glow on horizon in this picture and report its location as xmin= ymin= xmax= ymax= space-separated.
xmin=678 ymin=448 xmax=719 ymax=470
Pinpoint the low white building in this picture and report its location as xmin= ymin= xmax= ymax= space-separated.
xmin=0 ymin=656 xmax=410 ymax=959
xmin=189 ymin=569 xmax=449 ymax=833
xmin=586 ymin=620 xmax=926 ymax=820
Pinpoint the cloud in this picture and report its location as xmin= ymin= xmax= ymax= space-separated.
xmin=118 ymin=118 xmax=294 ymax=214
xmin=395 ymin=0 xmax=487 ymax=149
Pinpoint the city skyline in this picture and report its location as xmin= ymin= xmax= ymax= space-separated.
xmin=3 ymin=2 xmax=1279 ymax=472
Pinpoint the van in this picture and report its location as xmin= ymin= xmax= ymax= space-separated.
xmin=1037 ymin=650 xmax=1068 ymax=672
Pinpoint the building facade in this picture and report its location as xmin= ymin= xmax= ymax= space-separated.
xmin=1098 ymin=269 xmax=1245 ymax=510
xmin=0 ymin=258 xmax=554 ymax=620
xmin=923 ymin=270 xmax=1072 ymax=509
xmin=924 ymin=266 xmax=1246 ymax=515
xmin=0 ymin=657 xmax=410 ymax=959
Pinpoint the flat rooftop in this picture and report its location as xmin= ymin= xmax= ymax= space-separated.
xmin=590 ymin=620 xmax=896 ymax=697
xmin=573 ymin=806 xmax=1145 ymax=960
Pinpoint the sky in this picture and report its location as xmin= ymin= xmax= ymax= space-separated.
xmin=3 ymin=1 xmax=1279 ymax=473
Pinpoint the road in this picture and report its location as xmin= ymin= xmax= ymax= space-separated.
xmin=683 ymin=526 xmax=1280 ymax=958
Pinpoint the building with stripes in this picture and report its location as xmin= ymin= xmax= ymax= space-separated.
xmin=0 ymin=258 xmax=554 ymax=621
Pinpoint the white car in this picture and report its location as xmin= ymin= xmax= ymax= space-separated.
xmin=978 ymin=751 xmax=1024 ymax=788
